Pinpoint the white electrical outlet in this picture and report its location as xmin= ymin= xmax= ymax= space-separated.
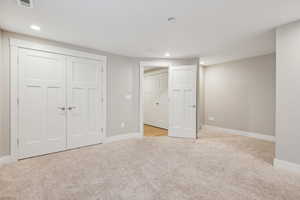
xmin=208 ymin=117 xmax=215 ymax=121
xmin=121 ymin=122 xmax=125 ymax=128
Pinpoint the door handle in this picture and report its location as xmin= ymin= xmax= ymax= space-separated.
xmin=68 ymin=106 xmax=76 ymax=110
xmin=57 ymin=107 xmax=66 ymax=111
xmin=155 ymin=102 xmax=159 ymax=105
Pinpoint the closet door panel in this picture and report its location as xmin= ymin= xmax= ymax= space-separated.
xmin=67 ymin=57 xmax=103 ymax=149
xmin=18 ymin=48 xmax=67 ymax=159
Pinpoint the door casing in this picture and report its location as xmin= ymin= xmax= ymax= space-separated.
xmin=10 ymin=38 xmax=107 ymax=160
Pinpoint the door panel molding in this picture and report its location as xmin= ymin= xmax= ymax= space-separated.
xmin=10 ymin=38 xmax=107 ymax=160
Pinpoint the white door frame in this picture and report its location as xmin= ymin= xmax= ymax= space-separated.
xmin=139 ymin=61 xmax=171 ymax=135
xmin=10 ymin=38 xmax=107 ymax=160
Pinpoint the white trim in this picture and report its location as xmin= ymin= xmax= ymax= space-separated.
xmin=203 ymin=125 xmax=276 ymax=142
xmin=0 ymin=156 xmax=17 ymax=166
xmin=10 ymin=44 xmax=19 ymax=160
xmin=102 ymin=58 xmax=107 ymax=141
xmin=274 ymin=158 xmax=300 ymax=173
xmin=104 ymin=133 xmax=143 ymax=143
xmin=10 ymin=38 xmax=107 ymax=159
xmin=10 ymin=39 xmax=106 ymax=61
xmin=139 ymin=61 xmax=171 ymax=136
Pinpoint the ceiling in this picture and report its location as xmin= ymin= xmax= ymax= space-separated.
xmin=1 ymin=0 xmax=300 ymax=64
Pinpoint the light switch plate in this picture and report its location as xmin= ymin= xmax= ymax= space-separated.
xmin=121 ymin=122 xmax=125 ymax=128
xmin=208 ymin=117 xmax=215 ymax=121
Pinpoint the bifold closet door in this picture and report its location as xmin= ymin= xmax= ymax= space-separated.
xmin=67 ymin=57 xmax=103 ymax=149
xmin=18 ymin=49 xmax=67 ymax=159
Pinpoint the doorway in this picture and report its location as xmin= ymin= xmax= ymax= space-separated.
xmin=139 ymin=61 xmax=198 ymax=139
xmin=143 ymin=66 xmax=169 ymax=136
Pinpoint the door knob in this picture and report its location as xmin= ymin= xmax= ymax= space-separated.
xmin=68 ymin=106 xmax=76 ymax=110
xmin=57 ymin=107 xmax=66 ymax=111
xmin=155 ymin=102 xmax=159 ymax=105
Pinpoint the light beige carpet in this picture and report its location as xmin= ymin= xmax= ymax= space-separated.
xmin=1 ymin=130 xmax=300 ymax=200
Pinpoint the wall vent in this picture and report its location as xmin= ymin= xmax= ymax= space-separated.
xmin=17 ymin=0 xmax=33 ymax=8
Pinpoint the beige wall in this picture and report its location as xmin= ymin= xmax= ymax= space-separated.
xmin=276 ymin=20 xmax=300 ymax=165
xmin=198 ymin=64 xmax=205 ymax=129
xmin=204 ymin=54 xmax=276 ymax=136
xmin=0 ymin=29 xmax=4 ymax=157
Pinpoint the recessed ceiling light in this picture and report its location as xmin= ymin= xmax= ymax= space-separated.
xmin=165 ymin=52 xmax=170 ymax=57
xmin=30 ymin=24 xmax=40 ymax=31
xmin=167 ymin=17 xmax=176 ymax=23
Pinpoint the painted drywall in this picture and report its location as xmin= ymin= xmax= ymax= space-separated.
xmin=276 ymin=20 xmax=300 ymax=165
xmin=0 ymin=29 xmax=4 ymax=157
xmin=198 ymin=64 xmax=205 ymax=130
xmin=0 ymin=31 xmax=140 ymax=155
xmin=204 ymin=54 xmax=276 ymax=136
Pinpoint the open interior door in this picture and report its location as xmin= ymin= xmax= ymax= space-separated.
xmin=169 ymin=65 xmax=197 ymax=139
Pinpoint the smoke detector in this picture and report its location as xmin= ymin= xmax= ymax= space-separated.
xmin=17 ymin=0 xmax=33 ymax=8
xmin=167 ymin=17 xmax=176 ymax=23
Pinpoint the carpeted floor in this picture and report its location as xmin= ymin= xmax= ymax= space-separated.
xmin=1 ymin=130 xmax=300 ymax=200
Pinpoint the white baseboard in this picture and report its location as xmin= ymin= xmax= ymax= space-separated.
xmin=274 ymin=158 xmax=300 ymax=173
xmin=0 ymin=156 xmax=17 ymax=166
xmin=104 ymin=133 xmax=143 ymax=144
xmin=203 ymin=125 xmax=276 ymax=142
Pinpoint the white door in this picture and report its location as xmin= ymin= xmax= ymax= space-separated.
xmin=67 ymin=57 xmax=103 ymax=149
xmin=144 ymin=71 xmax=168 ymax=129
xmin=18 ymin=49 xmax=67 ymax=158
xmin=169 ymin=65 xmax=197 ymax=138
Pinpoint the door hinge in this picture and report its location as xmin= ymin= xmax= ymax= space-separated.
xmin=17 ymin=138 xmax=20 ymax=146
xmin=17 ymin=98 xmax=20 ymax=105
xmin=101 ymin=128 xmax=104 ymax=133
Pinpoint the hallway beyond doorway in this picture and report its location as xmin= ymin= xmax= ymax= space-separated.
xmin=144 ymin=125 xmax=168 ymax=137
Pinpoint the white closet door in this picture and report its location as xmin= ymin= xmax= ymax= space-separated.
xmin=67 ymin=57 xmax=103 ymax=149
xmin=18 ymin=49 xmax=67 ymax=158
xmin=169 ymin=65 xmax=197 ymax=138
